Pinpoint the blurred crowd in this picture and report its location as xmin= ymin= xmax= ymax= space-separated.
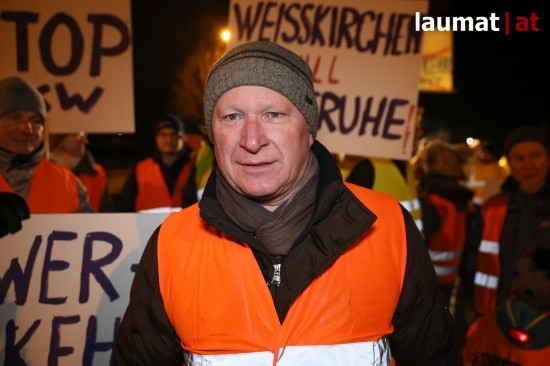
xmin=1 ymin=75 xmax=549 ymax=364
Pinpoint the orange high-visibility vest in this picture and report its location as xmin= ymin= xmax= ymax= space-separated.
xmin=157 ymin=185 xmax=407 ymax=365
xmin=425 ymin=194 xmax=466 ymax=285
xmin=77 ymin=163 xmax=107 ymax=212
xmin=462 ymin=309 xmax=550 ymax=366
xmin=473 ymin=193 xmax=508 ymax=314
xmin=0 ymin=159 xmax=80 ymax=213
xmin=134 ymin=157 xmax=193 ymax=211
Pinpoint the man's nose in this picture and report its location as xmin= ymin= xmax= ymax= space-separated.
xmin=240 ymin=115 xmax=268 ymax=152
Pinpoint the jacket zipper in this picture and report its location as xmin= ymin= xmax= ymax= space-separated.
xmin=268 ymin=256 xmax=282 ymax=287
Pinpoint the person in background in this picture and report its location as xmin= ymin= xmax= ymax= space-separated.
xmin=462 ymin=248 xmax=550 ymax=365
xmin=464 ymin=139 xmax=509 ymax=205
xmin=346 ymin=156 xmax=423 ymax=232
xmin=416 ymin=140 xmax=478 ymax=306
xmin=471 ymin=125 xmax=550 ymax=316
xmin=181 ymin=118 xmax=215 ymax=200
xmin=0 ymin=76 xmax=92 ymax=213
xmin=114 ymin=40 xmax=460 ymax=365
xmin=49 ymin=131 xmax=114 ymax=212
xmin=345 ymin=109 xmax=425 ymax=232
xmin=116 ymin=114 xmax=197 ymax=212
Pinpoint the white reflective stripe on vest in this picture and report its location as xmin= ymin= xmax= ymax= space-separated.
xmin=185 ymin=338 xmax=391 ymax=366
xmin=399 ymin=198 xmax=422 ymax=231
xmin=479 ymin=240 xmax=499 ymax=254
xmin=433 ymin=264 xmax=459 ymax=276
xmin=414 ymin=219 xmax=423 ymax=232
xmin=399 ymin=198 xmax=420 ymax=213
xmin=472 ymin=196 xmax=483 ymax=205
xmin=429 ymin=249 xmax=463 ymax=261
xmin=474 ymin=271 xmax=499 ymax=289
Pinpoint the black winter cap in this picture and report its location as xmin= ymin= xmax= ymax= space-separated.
xmin=503 ymin=126 xmax=550 ymax=157
xmin=155 ymin=114 xmax=184 ymax=135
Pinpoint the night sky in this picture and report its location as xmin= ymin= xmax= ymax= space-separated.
xmin=421 ymin=0 xmax=549 ymax=146
xmin=89 ymin=0 xmax=549 ymax=167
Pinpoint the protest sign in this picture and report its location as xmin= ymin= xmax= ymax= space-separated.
xmin=228 ymin=0 xmax=428 ymax=159
xmin=0 ymin=0 xmax=134 ymax=133
xmin=0 ymin=213 xmax=168 ymax=365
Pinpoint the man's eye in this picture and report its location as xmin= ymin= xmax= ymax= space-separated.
xmin=269 ymin=112 xmax=281 ymax=118
xmin=226 ymin=114 xmax=239 ymax=121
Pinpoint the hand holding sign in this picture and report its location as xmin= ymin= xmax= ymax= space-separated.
xmin=0 ymin=192 xmax=30 ymax=238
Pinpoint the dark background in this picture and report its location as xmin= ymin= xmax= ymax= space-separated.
xmin=89 ymin=0 xmax=549 ymax=169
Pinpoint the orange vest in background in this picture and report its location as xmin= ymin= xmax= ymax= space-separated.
xmin=425 ymin=194 xmax=467 ymax=285
xmin=473 ymin=193 xmax=508 ymax=314
xmin=157 ymin=186 xmax=407 ymax=365
xmin=134 ymin=157 xmax=192 ymax=211
xmin=462 ymin=311 xmax=550 ymax=366
xmin=0 ymin=159 xmax=80 ymax=213
xmin=78 ymin=163 xmax=108 ymax=212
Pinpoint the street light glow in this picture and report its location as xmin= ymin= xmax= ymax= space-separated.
xmin=221 ymin=29 xmax=231 ymax=42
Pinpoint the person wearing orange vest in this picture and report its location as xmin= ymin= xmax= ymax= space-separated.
xmin=114 ymin=41 xmax=461 ymax=365
xmin=116 ymin=114 xmax=197 ymax=212
xmin=49 ymin=131 xmax=114 ymax=212
xmin=416 ymin=140 xmax=478 ymax=307
xmin=471 ymin=125 xmax=550 ymax=316
xmin=462 ymin=247 xmax=550 ymax=365
xmin=0 ymin=76 xmax=92 ymax=215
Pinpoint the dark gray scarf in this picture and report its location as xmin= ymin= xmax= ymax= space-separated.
xmin=217 ymin=152 xmax=319 ymax=256
xmin=0 ymin=144 xmax=45 ymax=199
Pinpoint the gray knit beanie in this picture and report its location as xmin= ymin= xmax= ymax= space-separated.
xmin=204 ymin=41 xmax=318 ymax=142
xmin=0 ymin=76 xmax=46 ymax=121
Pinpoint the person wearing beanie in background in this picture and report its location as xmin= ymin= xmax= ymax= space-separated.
xmin=416 ymin=140 xmax=478 ymax=306
xmin=49 ymin=131 xmax=114 ymax=212
xmin=472 ymin=125 xmax=550 ymax=316
xmin=0 ymin=76 xmax=92 ymax=218
xmin=114 ymin=41 xmax=461 ymax=365
xmin=462 ymin=247 xmax=550 ymax=365
xmin=116 ymin=114 xmax=197 ymax=212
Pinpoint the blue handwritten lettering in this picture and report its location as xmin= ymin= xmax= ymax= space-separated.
xmin=0 ymin=11 xmax=39 ymax=71
xmin=4 ymin=318 xmax=41 ymax=365
xmin=49 ymin=315 xmax=79 ymax=365
xmin=0 ymin=11 xmax=130 ymax=75
xmin=318 ymin=92 xmax=409 ymax=139
xmin=40 ymin=231 xmax=76 ymax=305
xmin=39 ymin=13 xmax=84 ymax=75
xmin=80 ymin=232 xmax=122 ymax=303
xmin=88 ymin=14 xmax=131 ymax=76
xmin=83 ymin=315 xmax=120 ymax=366
xmin=55 ymin=83 xmax=104 ymax=113
xmin=0 ymin=235 xmax=42 ymax=305
xmin=232 ymin=2 xmax=422 ymax=55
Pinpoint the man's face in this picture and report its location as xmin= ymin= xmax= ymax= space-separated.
xmin=0 ymin=110 xmax=44 ymax=154
xmin=155 ymin=127 xmax=183 ymax=155
xmin=212 ymin=85 xmax=313 ymax=211
xmin=55 ymin=132 xmax=88 ymax=157
xmin=508 ymin=141 xmax=550 ymax=193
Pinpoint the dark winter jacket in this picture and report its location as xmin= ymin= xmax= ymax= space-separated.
xmin=493 ymin=175 xmax=550 ymax=306
xmin=114 ymin=141 xmax=461 ymax=365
